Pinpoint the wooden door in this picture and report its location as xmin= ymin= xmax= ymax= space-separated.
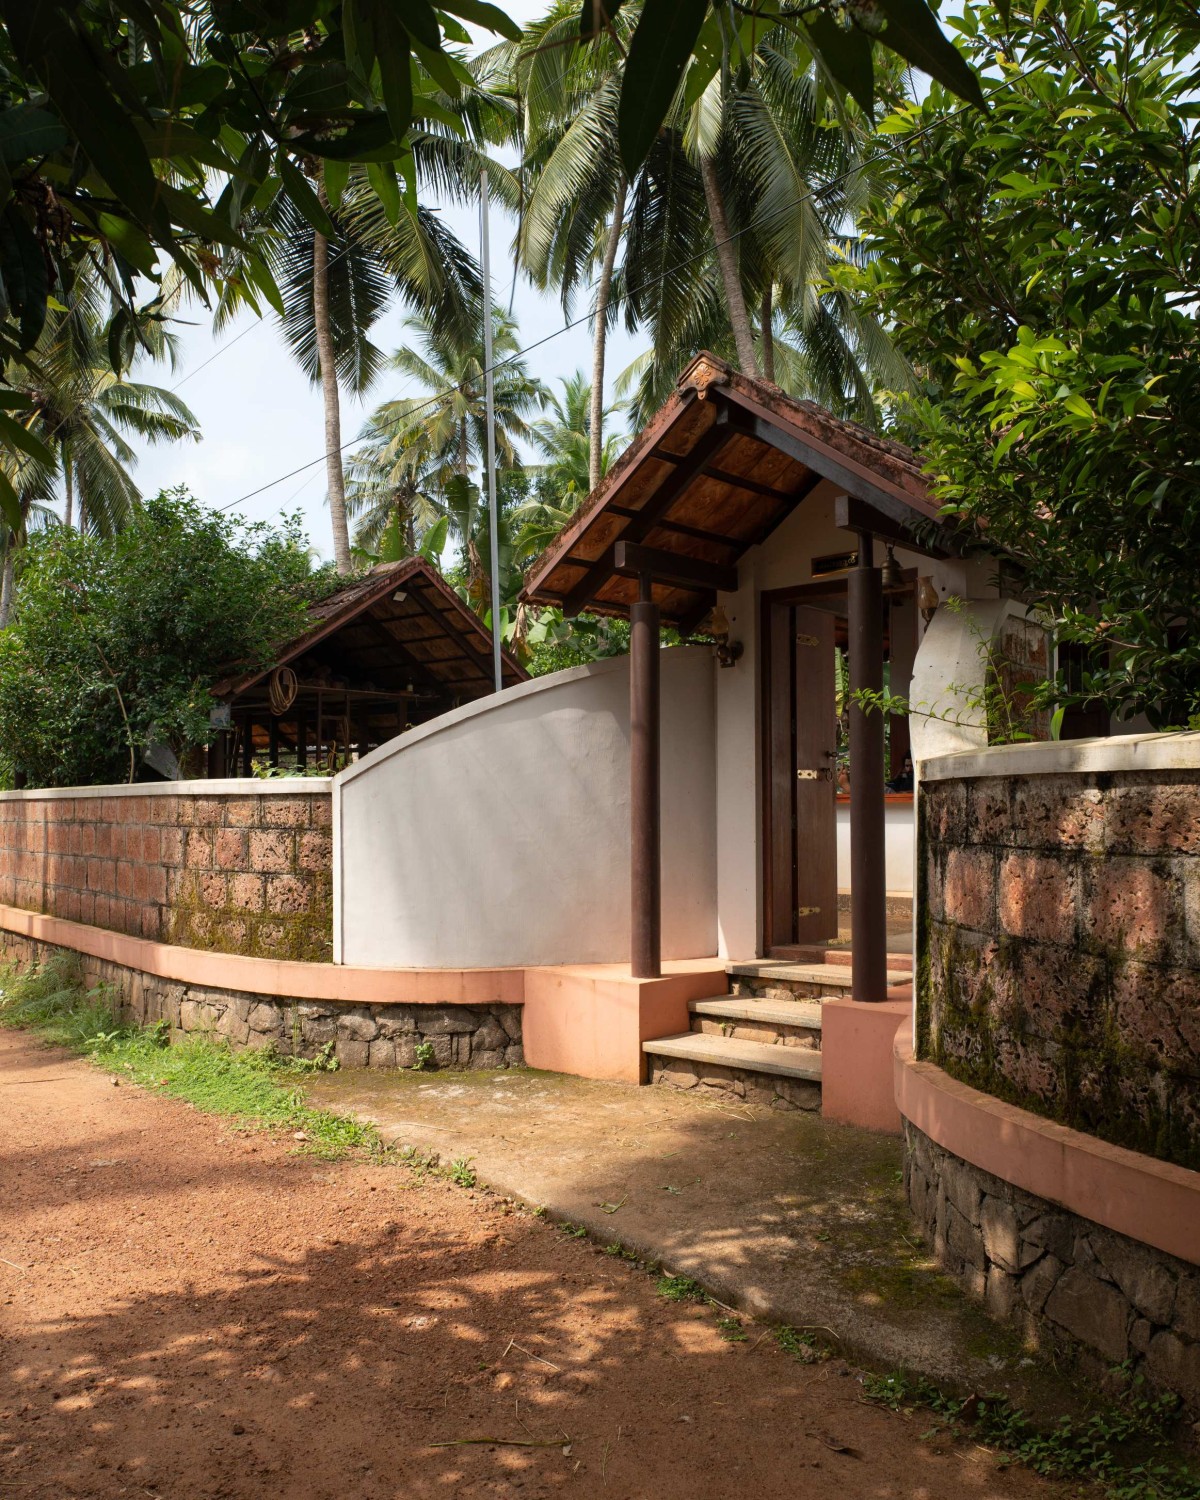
xmin=764 ymin=601 xmax=838 ymax=950
xmin=792 ymin=606 xmax=837 ymax=942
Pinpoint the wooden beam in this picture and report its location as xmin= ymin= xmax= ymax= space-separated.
xmin=717 ymin=391 xmax=951 ymax=546
xmin=606 ymin=505 xmax=745 ymax=550
xmin=700 ymin=463 xmax=795 ymax=504
xmin=847 ymin=533 xmax=887 ymax=1003
xmin=675 ymin=593 xmax=717 ymax=638
xmin=630 ymin=580 xmax=661 ymax=978
xmin=614 ymin=541 xmax=739 ymax=595
xmin=403 ymin=584 xmax=495 ymax=675
xmin=833 ymin=493 xmax=955 ymax=560
xmin=562 ymin=416 xmax=731 ymax=616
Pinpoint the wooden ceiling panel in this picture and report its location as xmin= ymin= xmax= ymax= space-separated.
xmin=520 ymin=351 xmax=945 ymax=626
xmin=652 ymin=390 xmax=717 ymax=458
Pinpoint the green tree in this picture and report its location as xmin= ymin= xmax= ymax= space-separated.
xmin=849 ymin=0 xmax=1200 ymax=724
xmin=0 ymin=292 xmax=199 ymax=623
xmin=513 ymin=371 xmax=624 ymax=562
xmin=511 ymin=4 xmax=908 ymax=437
xmin=353 ymin=312 xmax=546 ymax=597
xmin=0 ymin=0 xmax=527 ymax=535
xmin=0 ymin=493 xmax=335 ymax=787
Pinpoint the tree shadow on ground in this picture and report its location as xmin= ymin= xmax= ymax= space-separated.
xmin=2 ymin=1174 xmax=1059 ymax=1500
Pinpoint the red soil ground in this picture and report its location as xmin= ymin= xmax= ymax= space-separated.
xmin=0 ymin=1029 xmax=1068 ymax=1499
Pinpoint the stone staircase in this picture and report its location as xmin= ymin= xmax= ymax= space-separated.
xmin=643 ymin=959 xmax=912 ymax=1111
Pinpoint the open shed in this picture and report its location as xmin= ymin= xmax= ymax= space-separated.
xmin=208 ymin=557 xmax=525 ymax=776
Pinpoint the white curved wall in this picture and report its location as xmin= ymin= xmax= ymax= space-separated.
xmin=334 ymin=647 xmax=717 ymax=968
xmin=835 ymin=801 xmax=914 ymax=897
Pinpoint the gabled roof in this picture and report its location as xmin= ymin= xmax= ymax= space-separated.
xmin=522 ymin=352 xmax=957 ymax=630
xmin=213 ymin=557 xmax=525 ymax=700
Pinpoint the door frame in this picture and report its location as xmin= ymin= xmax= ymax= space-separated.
xmin=759 ymin=574 xmax=917 ymax=954
xmin=760 ymin=582 xmax=847 ymax=954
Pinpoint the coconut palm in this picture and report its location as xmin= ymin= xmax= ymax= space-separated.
xmin=345 ymin=419 xmax=447 ymax=557
xmin=209 ymin=62 xmax=521 ymax=574
xmin=492 ymin=2 xmax=637 ymax=492
xmin=0 ymin=296 xmax=199 ymax=622
xmin=353 ymin=311 xmax=547 ymax=599
xmin=513 ymin=372 xmax=624 ymax=563
xmin=512 ymin=3 xmax=907 ymax=431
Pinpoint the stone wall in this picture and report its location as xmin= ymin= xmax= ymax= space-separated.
xmin=919 ymin=768 xmax=1200 ymax=1170
xmin=905 ymin=1122 xmax=1200 ymax=1408
xmin=0 ymin=783 xmax=332 ymax=963
xmin=0 ymin=931 xmax=522 ymax=1069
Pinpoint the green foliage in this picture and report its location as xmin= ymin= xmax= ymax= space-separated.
xmin=850 ymin=0 xmax=1200 ymax=725
xmin=863 ymin=1367 xmax=1199 ymax=1500
xmin=0 ymin=0 xmax=520 ymax=388
xmin=0 ymin=491 xmax=337 ymax=787
xmin=0 ymin=953 xmax=377 ymax=1159
xmin=590 ymin=0 xmax=982 ymax=178
xmin=654 ymin=1272 xmax=708 ymax=1303
xmin=774 ymin=1324 xmax=821 ymax=1362
xmin=446 ymin=1157 xmax=478 ymax=1188
xmin=412 ymin=1040 xmax=437 ymax=1071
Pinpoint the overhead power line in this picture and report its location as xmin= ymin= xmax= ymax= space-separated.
xmin=215 ymin=68 xmax=1021 ymax=515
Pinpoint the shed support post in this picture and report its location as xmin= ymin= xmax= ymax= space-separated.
xmin=848 ymin=528 xmax=887 ymax=1003
xmin=630 ymin=574 xmax=661 ymax=979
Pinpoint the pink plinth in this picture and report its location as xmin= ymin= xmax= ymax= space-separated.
xmin=895 ymin=1030 xmax=1200 ymax=1266
xmin=522 ymin=960 xmax=728 ymax=1083
xmin=820 ymin=996 xmax=911 ymax=1135
xmin=0 ymin=900 xmax=727 ymax=1086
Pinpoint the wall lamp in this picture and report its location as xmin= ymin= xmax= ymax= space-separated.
xmin=710 ymin=604 xmax=744 ymax=668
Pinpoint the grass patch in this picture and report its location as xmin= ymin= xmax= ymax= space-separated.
xmin=0 ymin=953 xmax=379 ymax=1160
xmin=863 ymin=1367 xmax=1200 ymax=1500
xmin=655 ymin=1273 xmax=708 ymax=1304
xmin=774 ymin=1324 xmax=823 ymax=1363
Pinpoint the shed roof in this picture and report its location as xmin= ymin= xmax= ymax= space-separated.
xmin=522 ymin=352 xmax=957 ymax=629
xmin=213 ymin=556 xmax=525 ymax=701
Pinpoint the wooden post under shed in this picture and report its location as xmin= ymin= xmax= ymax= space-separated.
xmin=629 ymin=574 xmax=662 ymax=979
xmin=847 ymin=530 xmax=887 ymax=1002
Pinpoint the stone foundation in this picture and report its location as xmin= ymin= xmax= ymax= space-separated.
xmin=1 ymin=932 xmax=523 ymax=1070
xmin=905 ymin=1121 xmax=1200 ymax=1409
xmin=650 ymin=1057 xmax=821 ymax=1111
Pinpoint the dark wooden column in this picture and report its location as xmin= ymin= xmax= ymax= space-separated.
xmin=630 ymin=573 xmax=661 ymax=979
xmin=848 ymin=528 xmax=887 ymax=1002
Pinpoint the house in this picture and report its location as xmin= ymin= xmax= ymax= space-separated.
xmin=207 ymin=557 xmax=526 ymax=776
xmin=332 ymin=352 xmax=1042 ymax=1118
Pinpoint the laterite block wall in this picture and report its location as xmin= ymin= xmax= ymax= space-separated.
xmin=0 ymin=783 xmax=333 ymax=963
xmin=920 ymin=768 xmax=1200 ymax=1170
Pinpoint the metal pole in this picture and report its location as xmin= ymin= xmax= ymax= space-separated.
xmin=848 ymin=528 xmax=887 ymax=1002
xmin=480 ymin=166 xmax=503 ymax=693
xmin=630 ymin=574 xmax=661 ymax=979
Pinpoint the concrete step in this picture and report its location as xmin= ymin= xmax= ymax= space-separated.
xmin=644 ymin=1031 xmax=823 ymax=1081
xmin=726 ymin=961 xmax=911 ymax=1000
xmin=821 ymin=950 xmax=914 ymax=973
xmin=689 ymin=995 xmax=822 ymax=1048
xmin=644 ymin=1032 xmax=823 ymax=1112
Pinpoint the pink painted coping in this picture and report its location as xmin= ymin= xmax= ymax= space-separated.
xmin=0 ymin=904 xmax=524 ymax=1006
xmin=894 ymin=1030 xmax=1200 ymax=1267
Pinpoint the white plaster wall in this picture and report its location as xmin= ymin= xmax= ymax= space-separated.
xmin=334 ymin=646 xmax=717 ymax=968
xmin=835 ymin=801 xmax=915 ymax=896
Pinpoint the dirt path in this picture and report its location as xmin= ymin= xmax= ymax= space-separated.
xmin=0 ymin=1030 xmax=1066 ymax=1500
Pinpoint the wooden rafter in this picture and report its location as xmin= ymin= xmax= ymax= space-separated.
xmin=561 ymin=415 xmax=733 ymax=616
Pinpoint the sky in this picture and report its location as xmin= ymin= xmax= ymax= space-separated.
xmin=125 ymin=0 xmax=646 ymax=562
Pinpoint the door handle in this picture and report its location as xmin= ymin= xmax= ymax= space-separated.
xmin=797 ymin=767 xmax=832 ymax=781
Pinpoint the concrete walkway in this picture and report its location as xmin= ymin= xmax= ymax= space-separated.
xmin=307 ymin=1065 xmax=1061 ymax=1405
